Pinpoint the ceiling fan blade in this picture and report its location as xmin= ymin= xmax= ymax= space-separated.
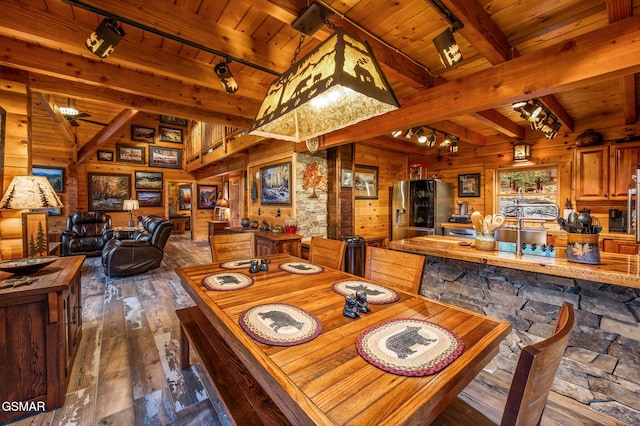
xmin=69 ymin=119 xmax=80 ymax=127
xmin=76 ymin=112 xmax=91 ymax=118
xmin=78 ymin=118 xmax=108 ymax=126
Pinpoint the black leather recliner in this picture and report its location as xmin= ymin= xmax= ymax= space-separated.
xmin=61 ymin=211 xmax=114 ymax=257
xmin=101 ymin=215 xmax=174 ymax=277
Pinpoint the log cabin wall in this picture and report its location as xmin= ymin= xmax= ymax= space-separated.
xmin=354 ymin=144 xmax=408 ymax=240
xmin=0 ymin=69 xmax=30 ymax=259
xmin=30 ymin=110 xmax=220 ymax=241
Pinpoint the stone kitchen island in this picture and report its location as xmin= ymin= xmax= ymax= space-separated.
xmin=389 ymin=236 xmax=640 ymax=424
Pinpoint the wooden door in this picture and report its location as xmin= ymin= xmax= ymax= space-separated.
xmin=229 ymin=175 xmax=243 ymax=228
xmin=575 ymin=146 xmax=609 ymax=201
xmin=610 ymin=142 xmax=640 ymax=199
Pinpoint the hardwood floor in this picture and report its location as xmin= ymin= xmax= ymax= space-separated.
xmin=4 ymin=234 xmax=622 ymax=426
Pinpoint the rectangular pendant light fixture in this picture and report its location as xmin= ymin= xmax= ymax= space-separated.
xmin=249 ymin=28 xmax=399 ymax=142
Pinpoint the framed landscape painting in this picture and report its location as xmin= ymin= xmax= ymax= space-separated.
xmin=197 ymin=185 xmax=217 ymax=209
xmin=131 ymin=125 xmax=155 ymax=143
xmin=88 ymin=173 xmax=131 ymax=211
xmin=33 ymin=166 xmax=64 ymax=193
xmin=97 ymin=150 xmax=114 ymax=161
xmin=159 ymin=126 xmax=183 ymax=143
xmin=354 ymin=164 xmax=378 ymax=200
xmin=178 ymin=186 xmax=191 ymax=210
xmin=260 ymin=162 xmax=291 ymax=205
xmin=149 ymin=146 xmax=182 ymax=169
xmin=137 ymin=191 xmax=163 ymax=207
xmin=116 ymin=143 xmax=146 ymax=164
xmin=135 ymin=171 xmax=163 ymax=190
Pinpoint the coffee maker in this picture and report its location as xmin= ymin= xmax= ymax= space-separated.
xmin=609 ymin=208 xmax=627 ymax=232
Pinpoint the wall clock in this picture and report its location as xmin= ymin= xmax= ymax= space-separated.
xmin=306 ymin=137 xmax=319 ymax=153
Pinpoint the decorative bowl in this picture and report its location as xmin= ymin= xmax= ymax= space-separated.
xmin=0 ymin=256 xmax=59 ymax=274
xmin=271 ymin=224 xmax=284 ymax=233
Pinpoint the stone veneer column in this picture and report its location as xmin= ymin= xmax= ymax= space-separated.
xmin=419 ymin=255 xmax=640 ymax=425
xmin=294 ymin=152 xmax=328 ymax=238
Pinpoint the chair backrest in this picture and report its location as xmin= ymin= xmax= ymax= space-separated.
xmin=364 ymin=246 xmax=425 ymax=293
xmin=501 ymin=302 xmax=575 ymax=426
xmin=308 ymin=237 xmax=347 ymax=270
xmin=66 ymin=211 xmax=112 ymax=237
xmin=210 ymin=233 xmax=255 ymax=262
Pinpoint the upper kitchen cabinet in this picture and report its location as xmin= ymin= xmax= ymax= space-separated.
xmin=575 ymin=142 xmax=640 ymax=201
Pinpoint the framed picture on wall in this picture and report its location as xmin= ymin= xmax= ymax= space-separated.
xmin=131 ymin=125 xmax=155 ymax=143
xmin=341 ymin=169 xmax=353 ymax=187
xmin=88 ymin=172 xmax=131 ymax=211
xmin=197 ymin=185 xmax=217 ymax=209
xmin=260 ymin=162 xmax=291 ymax=205
xmin=135 ymin=171 xmax=163 ymax=190
xmin=458 ymin=173 xmax=481 ymax=197
xmin=354 ymin=164 xmax=378 ymax=199
xmin=159 ymin=126 xmax=183 ymax=143
xmin=22 ymin=212 xmax=48 ymax=257
xmin=97 ymin=150 xmax=114 ymax=161
xmin=159 ymin=115 xmax=188 ymax=127
xmin=178 ymin=186 xmax=191 ymax=210
xmin=116 ymin=143 xmax=146 ymax=164
xmin=32 ymin=166 xmax=64 ymax=193
xmin=137 ymin=191 xmax=163 ymax=207
xmin=149 ymin=146 xmax=182 ymax=169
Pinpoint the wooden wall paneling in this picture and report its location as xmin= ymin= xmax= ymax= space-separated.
xmin=354 ymin=144 xmax=407 ymax=240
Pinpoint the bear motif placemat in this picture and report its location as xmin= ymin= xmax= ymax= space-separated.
xmin=356 ymin=318 xmax=464 ymax=377
xmin=202 ymin=272 xmax=254 ymax=291
xmin=239 ymin=303 xmax=322 ymax=346
xmin=220 ymin=259 xmax=258 ymax=269
xmin=278 ymin=262 xmax=324 ymax=275
xmin=331 ymin=280 xmax=399 ymax=304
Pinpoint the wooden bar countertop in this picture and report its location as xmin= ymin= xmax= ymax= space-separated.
xmin=388 ymin=236 xmax=640 ymax=289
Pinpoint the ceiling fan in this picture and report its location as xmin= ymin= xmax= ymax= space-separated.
xmin=59 ymin=98 xmax=107 ymax=127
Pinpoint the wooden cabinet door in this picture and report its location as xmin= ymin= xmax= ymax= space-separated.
xmin=610 ymin=142 xmax=640 ymax=199
xmin=575 ymin=146 xmax=609 ymax=200
xmin=614 ymin=241 xmax=639 ymax=254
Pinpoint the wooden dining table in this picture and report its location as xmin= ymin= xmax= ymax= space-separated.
xmin=175 ymin=253 xmax=511 ymax=425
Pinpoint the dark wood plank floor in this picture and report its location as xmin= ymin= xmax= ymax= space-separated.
xmin=4 ymin=234 xmax=622 ymax=425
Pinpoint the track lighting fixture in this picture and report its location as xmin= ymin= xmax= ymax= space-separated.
xmin=392 ymin=125 xmax=459 ymax=151
xmin=86 ymin=17 xmax=125 ymax=58
xmin=404 ymin=127 xmax=419 ymax=140
xmin=426 ymin=130 xmax=438 ymax=147
xmin=392 ymin=129 xmax=403 ymax=138
xmin=440 ymin=134 xmax=452 ymax=149
xmin=214 ymin=59 xmax=239 ymax=93
xmin=512 ymin=99 xmax=562 ymax=139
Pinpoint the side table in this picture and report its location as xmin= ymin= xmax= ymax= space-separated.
xmin=114 ymin=226 xmax=141 ymax=239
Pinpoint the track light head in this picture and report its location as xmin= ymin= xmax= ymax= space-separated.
xmin=426 ymin=131 xmax=437 ymax=147
xmin=86 ymin=17 xmax=125 ymax=58
xmin=392 ymin=129 xmax=403 ymax=138
xmin=214 ymin=60 xmax=239 ymax=93
xmin=416 ymin=128 xmax=427 ymax=144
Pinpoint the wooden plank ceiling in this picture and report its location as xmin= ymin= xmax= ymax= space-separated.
xmin=0 ymin=0 xmax=638 ymax=164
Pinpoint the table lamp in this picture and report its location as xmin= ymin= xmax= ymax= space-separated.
xmin=122 ymin=199 xmax=139 ymax=227
xmin=0 ymin=175 xmax=64 ymax=258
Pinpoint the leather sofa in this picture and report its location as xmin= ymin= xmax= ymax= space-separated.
xmin=101 ymin=215 xmax=174 ymax=277
xmin=61 ymin=211 xmax=114 ymax=257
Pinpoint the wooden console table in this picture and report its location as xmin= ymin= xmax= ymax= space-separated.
xmin=169 ymin=217 xmax=189 ymax=235
xmin=0 ymin=255 xmax=85 ymax=422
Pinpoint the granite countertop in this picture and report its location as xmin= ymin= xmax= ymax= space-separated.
xmin=388 ymin=235 xmax=640 ymax=288
xmin=442 ymin=222 xmax=638 ymax=241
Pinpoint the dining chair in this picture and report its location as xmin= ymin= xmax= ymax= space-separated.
xmin=364 ymin=246 xmax=425 ymax=293
xmin=432 ymin=302 xmax=575 ymax=426
xmin=308 ymin=237 xmax=347 ymax=270
xmin=209 ymin=233 xmax=255 ymax=262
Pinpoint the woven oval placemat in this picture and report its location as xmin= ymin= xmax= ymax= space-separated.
xmin=331 ymin=280 xmax=399 ymax=304
xmin=220 ymin=259 xmax=258 ymax=269
xmin=278 ymin=262 xmax=324 ymax=275
xmin=356 ymin=318 xmax=464 ymax=377
xmin=239 ymin=303 xmax=322 ymax=346
xmin=202 ymin=272 xmax=254 ymax=291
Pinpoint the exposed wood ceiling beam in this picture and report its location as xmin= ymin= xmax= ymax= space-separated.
xmin=33 ymin=92 xmax=77 ymax=147
xmin=434 ymin=0 xmax=574 ymax=132
xmin=471 ymin=110 xmax=525 ymax=139
xmin=29 ymin=74 xmax=252 ymax=127
xmin=0 ymin=1 xmax=269 ymax=102
xmin=76 ymin=108 xmax=139 ymax=165
xmin=0 ymin=37 xmax=255 ymax=127
xmin=322 ymin=14 xmax=640 ymax=147
xmin=606 ymin=0 xmax=635 ymax=124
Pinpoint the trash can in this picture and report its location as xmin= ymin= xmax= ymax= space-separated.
xmin=341 ymin=235 xmax=366 ymax=277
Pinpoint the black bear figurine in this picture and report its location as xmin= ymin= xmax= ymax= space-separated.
xmin=259 ymin=258 xmax=269 ymax=272
xmin=343 ymin=294 xmax=360 ymax=318
xmin=356 ymin=291 xmax=371 ymax=313
xmin=249 ymin=259 xmax=260 ymax=274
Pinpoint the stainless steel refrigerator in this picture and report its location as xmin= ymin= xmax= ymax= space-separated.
xmin=391 ymin=179 xmax=453 ymax=240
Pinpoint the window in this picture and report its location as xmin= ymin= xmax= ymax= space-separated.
xmin=496 ymin=165 xmax=559 ymax=220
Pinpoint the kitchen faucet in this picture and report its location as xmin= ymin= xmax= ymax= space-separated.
xmin=513 ymin=188 xmax=560 ymax=255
